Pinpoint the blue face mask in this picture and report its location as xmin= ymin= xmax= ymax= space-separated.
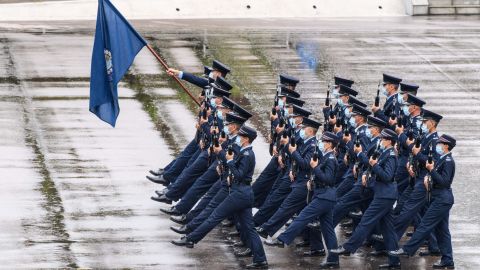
xmin=283 ymin=108 xmax=289 ymax=117
xmin=299 ymin=129 xmax=306 ymax=140
xmin=381 ymin=85 xmax=388 ymax=96
xmin=365 ymin=128 xmax=372 ymax=139
xmin=217 ymin=110 xmax=223 ymax=120
xmin=402 ymin=106 xmax=410 ymax=116
xmin=421 ymin=124 xmax=428 ymax=134
xmin=436 ymin=144 xmax=445 ymax=155
xmin=337 ymin=98 xmax=345 ymax=107
xmin=380 ymin=141 xmax=386 ymax=151
xmin=397 ymin=93 xmax=404 ymax=105
xmin=210 ymin=98 xmax=217 ymax=108
xmin=278 ymin=99 xmax=285 ymax=107
xmin=223 ymin=126 xmax=230 ymax=136
xmin=344 ymin=107 xmax=351 ymax=118
xmin=349 ymin=117 xmax=357 ymax=128
xmin=318 ymin=141 xmax=325 ymax=154
xmin=235 ymin=136 xmax=242 ymax=147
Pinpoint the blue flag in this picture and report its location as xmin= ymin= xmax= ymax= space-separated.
xmin=90 ymin=0 xmax=146 ymax=127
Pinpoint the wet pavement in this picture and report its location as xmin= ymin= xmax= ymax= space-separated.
xmin=1 ymin=16 xmax=480 ymax=269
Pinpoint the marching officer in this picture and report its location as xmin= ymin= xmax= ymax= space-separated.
xmin=171 ymin=125 xmax=268 ymax=269
xmin=331 ymin=129 xmax=401 ymax=269
xmin=372 ymin=73 xmax=402 ymax=123
xmin=389 ymin=134 xmax=456 ymax=269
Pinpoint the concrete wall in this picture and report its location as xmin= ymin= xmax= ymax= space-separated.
xmin=0 ymin=0 xmax=407 ymax=21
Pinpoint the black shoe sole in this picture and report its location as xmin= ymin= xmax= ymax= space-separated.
xmin=170 ymin=216 xmax=187 ymax=225
xmin=150 ymin=196 xmax=172 ymax=204
xmin=170 ymin=240 xmax=193 ymax=248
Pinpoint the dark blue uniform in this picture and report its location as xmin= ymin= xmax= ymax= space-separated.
xmin=342 ymin=146 xmax=400 ymax=266
xmin=393 ymin=132 xmax=439 ymax=240
xmin=174 ymin=135 xmax=239 ymax=215
xmin=186 ymin=145 xmax=267 ymax=264
xmin=375 ymin=93 xmax=398 ymax=123
xmin=277 ymin=150 xmax=339 ymax=263
xmin=332 ymin=135 xmax=380 ymax=226
xmin=336 ymin=124 xmax=370 ymax=198
xmin=259 ymin=136 xmax=316 ymax=236
xmin=401 ymin=152 xmax=455 ymax=265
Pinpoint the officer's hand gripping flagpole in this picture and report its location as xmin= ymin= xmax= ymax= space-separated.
xmin=145 ymin=44 xmax=201 ymax=107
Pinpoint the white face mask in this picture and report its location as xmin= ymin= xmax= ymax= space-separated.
xmin=381 ymin=85 xmax=388 ymax=96
xmin=208 ymin=72 xmax=215 ymax=79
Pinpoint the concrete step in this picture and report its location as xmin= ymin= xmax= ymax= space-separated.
xmin=429 ymin=0 xmax=452 ymax=7
xmin=429 ymin=0 xmax=480 ymax=6
xmin=429 ymin=5 xmax=480 ymax=14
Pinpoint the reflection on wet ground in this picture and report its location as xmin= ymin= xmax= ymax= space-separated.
xmin=0 ymin=16 xmax=480 ymax=269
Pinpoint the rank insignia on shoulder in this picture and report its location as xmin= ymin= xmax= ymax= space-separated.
xmin=243 ymin=152 xmax=250 ymax=156
xmin=446 ymin=157 xmax=452 ymax=161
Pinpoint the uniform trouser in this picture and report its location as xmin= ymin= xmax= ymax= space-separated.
xmin=252 ymin=157 xmax=280 ymax=208
xmin=332 ymin=185 xmax=373 ymax=227
xmin=165 ymin=151 xmax=209 ymax=201
xmin=253 ymin=173 xmax=291 ymax=227
xmin=278 ymin=196 xmax=338 ymax=262
xmin=395 ymin=163 xmax=409 ymax=196
xmin=175 ymin=160 xmax=219 ymax=214
xmin=185 ymin=180 xmax=222 ymax=223
xmin=336 ymin=168 xmax=355 ymax=199
xmin=403 ymin=198 xmax=453 ymax=265
xmin=187 ymin=185 xmax=267 ymax=263
xmin=162 ymin=138 xmax=199 ymax=182
xmin=343 ymin=197 xmax=400 ymax=265
xmin=262 ymin=185 xmax=308 ymax=236
xmin=187 ymin=183 xmax=229 ymax=231
xmin=393 ymin=182 xmax=412 ymax=215
xmin=394 ymin=181 xmax=428 ymax=240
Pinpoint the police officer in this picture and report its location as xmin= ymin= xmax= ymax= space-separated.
xmin=275 ymin=131 xmax=340 ymax=268
xmin=147 ymin=75 xmax=233 ymax=185
xmin=253 ymin=105 xmax=311 ymax=227
xmin=257 ymin=76 xmax=301 ymax=207
xmin=372 ymin=74 xmax=402 ymax=123
xmin=331 ymin=128 xmax=400 ymax=269
xmin=171 ymin=125 xmax=268 ymax=269
xmin=392 ymin=94 xmax=426 ymax=214
xmin=389 ymin=134 xmax=456 ymax=269
xmin=161 ymin=112 xmax=246 ymax=217
xmin=323 ymin=76 xmax=355 ymax=132
xmin=258 ymin=117 xmax=320 ymax=240
xmin=331 ymin=116 xmax=387 ymax=228
xmin=151 ymin=86 xmax=231 ymax=204
xmin=388 ymin=109 xmax=442 ymax=250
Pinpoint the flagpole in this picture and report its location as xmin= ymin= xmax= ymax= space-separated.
xmin=146 ymin=44 xmax=201 ymax=107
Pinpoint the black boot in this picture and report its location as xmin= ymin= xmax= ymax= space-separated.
xmin=255 ymin=227 xmax=268 ymax=239
xmin=295 ymin=240 xmax=310 ymax=247
xmin=171 ymin=236 xmax=194 ymax=248
xmin=303 ymin=249 xmax=326 ymax=257
xmin=170 ymin=225 xmax=191 ymax=235
xmin=432 ymin=261 xmax=455 ymax=269
xmin=160 ymin=206 xmax=182 ymax=216
xmin=146 ymin=175 xmax=168 ymax=185
xmin=149 ymin=168 xmax=165 ymax=176
xmin=319 ymin=261 xmax=340 ymax=269
xmin=170 ymin=215 xmax=187 ymax=225
xmin=329 ymin=246 xmax=351 ymax=256
xmin=151 ymin=194 xmax=172 ymax=204
xmin=155 ymin=189 xmax=167 ymax=196
xmin=419 ymin=249 xmax=441 ymax=256
xmin=234 ymin=248 xmax=252 ymax=257
xmin=245 ymin=261 xmax=268 ymax=269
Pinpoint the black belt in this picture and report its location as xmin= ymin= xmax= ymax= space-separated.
xmin=433 ymin=184 xmax=450 ymax=189
xmin=313 ymin=181 xmax=333 ymax=189
xmin=234 ymin=179 xmax=252 ymax=185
